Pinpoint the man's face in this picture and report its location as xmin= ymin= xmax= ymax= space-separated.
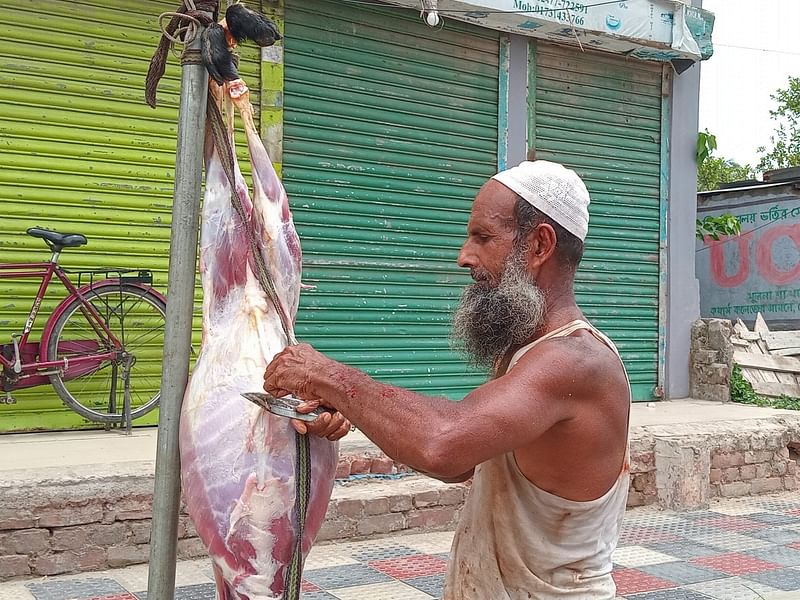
xmin=450 ymin=182 xmax=547 ymax=369
xmin=456 ymin=181 xmax=519 ymax=286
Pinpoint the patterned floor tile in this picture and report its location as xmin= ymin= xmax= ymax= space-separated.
xmin=330 ymin=580 xmax=434 ymax=599
xmin=746 ymin=546 xmax=800 ymax=568
xmin=782 ymin=523 xmax=800 ymax=536
xmin=612 ymin=568 xmax=676 ymax=596
xmin=405 ymin=574 xmax=445 ymax=597
xmin=685 ymin=576 xmax=782 ymax=600
xmin=625 ymin=589 xmax=713 ymax=599
xmin=104 ymin=564 xmax=150 ymax=593
xmin=307 ymin=545 xmax=361 ymax=569
xmin=349 ymin=543 xmax=419 ymax=563
xmin=745 ymin=512 xmax=800 ymax=526
xmin=630 ymin=522 xmax=715 ymax=539
xmin=709 ymin=504 xmax=767 ymax=517
xmin=301 ymin=593 xmax=339 ymax=600
xmin=638 ymin=561 xmax=726 ymax=585
xmin=619 ymin=527 xmax=683 ymax=545
xmin=645 ymin=540 xmax=724 ymax=560
xmin=0 ymin=582 xmax=35 ymax=600
xmin=676 ymin=511 xmax=726 ymax=521
xmin=369 ymin=554 xmax=448 ymax=580
xmin=744 ymin=528 xmax=800 ymax=545
xmin=622 ymin=514 xmax=688 ymax=528
xmin=695 ymin=515 xmax=767 ymax=533
xmin=692 ymin=530 xmax=773 ymax=552
xmin=174 ymin=560 xmax=215 ymax=587
xmin=27 ymin=578 xmax=126 ymax=600
xmin=692 ymin=552 xmax=783 ymax=576
xmin=612 ymin=546 xmax=681 ymax=568
xmin=135 ymin=583 xmax=216 ymax=600
xmin=750 ymin=499 xmax=800 ymax=512
xmin=304 ymin=564 xmax=393 ymax=589
xmin=394 ymin=532 xmax=454 ymax=555
xmin=89 ymin=595 xmax=137 ymax=600
xmin=175 ymin=583 xmax=217 ymax=600
xmin=742 ymin=567 xmax=800 ymax=591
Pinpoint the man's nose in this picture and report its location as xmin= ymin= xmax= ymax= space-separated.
xmin=457 ymin=242 xmax=475 ymax=269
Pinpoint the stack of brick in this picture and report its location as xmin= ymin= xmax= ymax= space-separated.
xmin=690 ymin=318 xmax=734 ymax=402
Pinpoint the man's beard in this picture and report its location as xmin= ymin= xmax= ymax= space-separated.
xmin=450 ymin=248 xmax=546 ymax=370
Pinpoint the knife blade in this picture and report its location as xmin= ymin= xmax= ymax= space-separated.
xmin=241 ymin=392 xmax=335 ymax=422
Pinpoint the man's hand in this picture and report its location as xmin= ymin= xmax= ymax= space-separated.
xmin=264 ymin=343 xmax=332 ymax=402
xmin=290 ymin=407 xmax=352 ymax=441
xmin=265 ymin=343 xmax=351 ymax=440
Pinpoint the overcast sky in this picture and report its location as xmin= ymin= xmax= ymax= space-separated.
xmin=698 ymin=0 xmax=799 ymax=168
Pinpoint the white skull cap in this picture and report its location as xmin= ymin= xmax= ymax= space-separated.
xmin=491 ymin=160 xmax=591 ymax=242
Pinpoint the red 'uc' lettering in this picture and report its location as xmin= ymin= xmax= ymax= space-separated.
xmin=708 ymin=233 xmax=751 ymax=288
xmin=756 ymin=224 xmax=800 ymax=285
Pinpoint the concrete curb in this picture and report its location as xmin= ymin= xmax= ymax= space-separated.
xmin=1 ymin=414 xmax=799 ymax=580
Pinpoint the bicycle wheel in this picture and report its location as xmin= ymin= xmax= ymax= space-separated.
xmin=46 ymin=284 xmax=167 ymax=423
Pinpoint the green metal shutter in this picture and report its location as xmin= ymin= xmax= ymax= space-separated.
xmin=283 ymin=0 xmax=499 ymax=398
xmin=0 ymin=1 xmax=260 ymax=431
xmin=530 ymin=43 xmax=665 ymax=401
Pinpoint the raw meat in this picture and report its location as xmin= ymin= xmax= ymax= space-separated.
xmin=179 ymin=80 xmax=337 ymax=599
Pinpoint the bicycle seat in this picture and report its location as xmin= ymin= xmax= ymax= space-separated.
xmin=27 ymin=228 xmax=87 ymax=250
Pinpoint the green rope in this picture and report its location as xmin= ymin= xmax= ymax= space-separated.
xmin=283 ymin=433 xmax=310 ymax=600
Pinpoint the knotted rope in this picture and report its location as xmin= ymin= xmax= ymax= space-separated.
xmin=145 ymin=0 xmax=219 ymax=108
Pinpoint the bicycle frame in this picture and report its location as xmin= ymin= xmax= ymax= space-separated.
xmin=0 ymin=260 xmax=123 ymax=385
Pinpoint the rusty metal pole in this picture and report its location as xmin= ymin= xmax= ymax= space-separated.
xmin=147 ymin=14 xmax=211 ymax=599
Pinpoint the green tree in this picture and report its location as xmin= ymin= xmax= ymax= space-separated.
xmin=757 ymin=76 xmax=800 ymax=171
xmin=696 ymin=130 xmax=755 ymax=192
xmin=696 ymin=214 xmax=740 ymax=241
xmin=695 ymin=130 xmax=742 ymax=240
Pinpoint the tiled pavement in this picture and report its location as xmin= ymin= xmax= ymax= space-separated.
xmin=5 ymin=494 xmax=800 ymax=599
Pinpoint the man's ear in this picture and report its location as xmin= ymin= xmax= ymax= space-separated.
xmin=528 ymin=223 xmax=558 ymax=269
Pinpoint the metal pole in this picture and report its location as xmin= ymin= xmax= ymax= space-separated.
xmin=147 ymin=19 xmax=210 ymax=599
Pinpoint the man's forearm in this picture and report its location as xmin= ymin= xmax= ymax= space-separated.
xmin=311 ymin=361 xmax=463 ymax=477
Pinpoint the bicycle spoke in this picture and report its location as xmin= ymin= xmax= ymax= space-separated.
xmin=126 ymin=326 xmax=166 ymax=349
xmin=48 ymin=286 xmax=165 ymax=422
xmin=67 ymin=366 xmax=113 ymax=408
xmin=120 ymin=294 xmax=147 ymax=322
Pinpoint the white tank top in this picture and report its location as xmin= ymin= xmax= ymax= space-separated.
xmin=444 ymin=320 xmax=631 ymax=600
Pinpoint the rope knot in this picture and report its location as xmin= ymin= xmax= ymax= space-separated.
xmin=146 ymin=0 xmax=220 ymax=108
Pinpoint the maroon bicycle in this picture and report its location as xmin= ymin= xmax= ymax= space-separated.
xmin=0 ymin=228 xmax=167 ymax=424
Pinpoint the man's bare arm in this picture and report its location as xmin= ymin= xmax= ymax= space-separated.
xmin=264 ymin=340 xmax=588 ymax=479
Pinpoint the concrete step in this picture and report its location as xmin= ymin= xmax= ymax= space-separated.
xmin=2 ymin=413 xmax=800 ymax=580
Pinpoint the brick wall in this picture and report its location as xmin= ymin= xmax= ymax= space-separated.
xmin=627 ymin=417 xmax=800 ymax=510
xmin=3 ymin=415 xmax=800 ymax=580
xmin=0 ymin=471 xmax=466 ymax=580
xmin=709 ymin=442 xmax=798 ymax=498
xmin=0 ymin=478 xmax=206 ymax=579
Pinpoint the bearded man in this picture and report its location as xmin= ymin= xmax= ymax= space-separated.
xmin=265 ymin=160 xmax=631 ymax=599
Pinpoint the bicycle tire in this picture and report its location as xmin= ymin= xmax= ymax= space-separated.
xmin=46 ymin=284 xmax=167 ymax=424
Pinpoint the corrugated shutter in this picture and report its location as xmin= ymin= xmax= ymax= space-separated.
xmin=531 ymin=43 xmax=665 ymax=401
xmin=0 ymin=1 xmax=260 ymax=431
xmin=283 ymin=0 xmax=499 ymax=398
